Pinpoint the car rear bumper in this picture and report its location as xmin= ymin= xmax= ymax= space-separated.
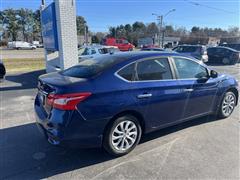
xmin=34 ymin=96 xmax=107 ymax=148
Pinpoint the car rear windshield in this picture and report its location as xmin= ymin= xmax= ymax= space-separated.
xmin=61 ymin=55 xmax=126 ymax=78
xmin=175 ymin=46 xmax=200 ymax=53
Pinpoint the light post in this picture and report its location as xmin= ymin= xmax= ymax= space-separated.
xmin=41 ymin=0 xmax=45 ymax=6
xmin=152 ymin=9 xmax=176 ymax=48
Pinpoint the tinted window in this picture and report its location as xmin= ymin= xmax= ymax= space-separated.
xmin=136 ymin=58 xmax=172 ymax=81
xmin=118 ymin=63 xmax=135 ymax=81
xmin=98 ymin=49 xmax=105 ymax=54
xmin=174 ymin=58 xmax=208 ymax=79
xmin=81 ymin=48 xmax=91 ymax=55
xmin=174 ymin=46 xmax=199 ymax=53
xmin=62 ymin=56 xmax=128 ymax=78
xmin=91 ymin=49 xmax=97 ymax=54
xmin=116 ymin=39 xmax=123 ymax=44
xmin=214 ymin=48 xmax=227 ymax=54
xmin=207 ymin=48 xmax=216 ymax=54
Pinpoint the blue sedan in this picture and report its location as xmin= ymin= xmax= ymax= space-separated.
xmin=35 ymin=52 xmax=239 ymax=156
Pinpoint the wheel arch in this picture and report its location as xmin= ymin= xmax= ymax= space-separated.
xmin=104 ymin=110 xmax=146 ymax=136
xmin=227 ymin=87 xmax=239 ymax=105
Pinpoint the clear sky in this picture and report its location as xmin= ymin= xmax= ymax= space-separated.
xmin=1 ymin=0 xmax=239 ymax=32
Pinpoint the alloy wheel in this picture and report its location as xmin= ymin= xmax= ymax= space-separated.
xmin=111 ymin=120 xmax=138 ymax=151
xmin=222 ymin=93 xmax=235 ymax=117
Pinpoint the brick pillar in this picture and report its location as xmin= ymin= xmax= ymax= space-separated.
xmin=55 ymin=0 xmax=78 ymax=70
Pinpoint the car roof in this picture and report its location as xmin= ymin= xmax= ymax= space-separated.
xmin=178 ymin=44 xmax=205 ymax=47
xmin=81 ymin=45 xmax=118 ymax=49
xmin=142 ymin=48 xmax=164 ymax=50
xmin=97 ymin=51 xmax=185 ymax=64
xmin=99 ymin=51 xmax=207 ymax=72
xmin=209 ymin=46 xmax=238 ymax=52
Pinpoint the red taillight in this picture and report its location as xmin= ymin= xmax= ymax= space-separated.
xmin=47 ymin=92 xmax=92 ymax=110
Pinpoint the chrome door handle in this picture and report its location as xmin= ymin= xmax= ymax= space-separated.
xmin=183 ymin=88 xmax=194 ymax=92
xmin=137 ymin=93 xmax=152 ymax=99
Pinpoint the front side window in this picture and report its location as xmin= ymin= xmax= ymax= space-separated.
xmin=136 ymin=58 xmax=173 ymax=81
xmin=174 ymin=57 xmax=209 ymax=79
xmin=174 ymin=46 xmax=198 ymax=53
xmin=116 ymin=39 xmax=123 ymax=44
xmin=91 ymin=49 xmax=97 ymax=54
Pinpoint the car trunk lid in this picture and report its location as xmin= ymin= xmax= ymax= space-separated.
xmin=37 ymin=72 xmax=89 ymax=114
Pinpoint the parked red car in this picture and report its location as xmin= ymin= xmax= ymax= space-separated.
xmin=102 ymin=37 xmax=134 ymax=51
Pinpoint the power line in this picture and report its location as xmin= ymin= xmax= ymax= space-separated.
xmin=184 ymin=0 xmax=238 ymax=14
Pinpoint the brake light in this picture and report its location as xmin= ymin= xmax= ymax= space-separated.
xmin=47 ymin=92 xmax=92 ymax=110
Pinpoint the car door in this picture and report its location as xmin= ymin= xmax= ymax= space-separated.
xmin=172 ymin=57 xmax=219 ymax=119
xmin=116 ymin=39 xmax=125 ymax=51
xmin=131 ymin=57 xmax=189 ymax=129
xmin=207 ymin=48 xmax=217 ymax=62
xmin=211 ymin=48 xmax=224 ymax=63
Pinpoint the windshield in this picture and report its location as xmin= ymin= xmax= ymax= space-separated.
xmin=78 ymin=48 xmax=86 ymax=56
xmin=61 ymin=55 xmax=126 ymax=78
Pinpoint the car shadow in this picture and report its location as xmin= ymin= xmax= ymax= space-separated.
xmin=1 ymin=70 xmax=46 ymax=91
xmin=0 ymin=114 xmax=221 ymax=179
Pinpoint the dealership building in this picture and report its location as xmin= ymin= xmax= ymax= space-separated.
xmin=41 ymin=0 xmax=79 ymax=72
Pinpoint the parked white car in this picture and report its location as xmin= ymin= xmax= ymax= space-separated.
xmin=32 ymin=41 xmax=44 ymax=48
xmin=78 ymin=45 xmax=120 ymax=61
xmin=8 ymin=41 xmax=37 ymax=50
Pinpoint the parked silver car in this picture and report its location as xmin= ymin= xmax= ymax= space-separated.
xmin=78 ymin=45 xmax=120 ymax=61
xmin=173 ymin=45 xmax=208 ymax=62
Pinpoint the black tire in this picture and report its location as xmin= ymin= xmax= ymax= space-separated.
xmin=103 ymin=115 xmax=142 ymax=156
xmin=217 ymin=91 xmax=236 ymax=119
xmin=0 ymin=64 xmax=6 ymax=79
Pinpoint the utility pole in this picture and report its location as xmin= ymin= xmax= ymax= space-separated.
xmin=159 ymin=15 xmax=163 ymax=48
xmin=152 ymin=14 xmax=162 ymax=47
xmin=41 ymin=0 xmax=45 ymax=6
xmin=152 ymin=9 xmax=176 ymax=48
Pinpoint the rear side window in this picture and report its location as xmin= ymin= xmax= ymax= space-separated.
xmin=91 ymin=49 xmax=97 ymax=54
xmin=174 ymin=57 xmax=208 ymax=79
xmin=117 ymin=63 xmax=135 ymax=81
xmin=175 ymin=46 xmax=198 ymax=53
xmin=207 ymin=48 xmax=216 ymax=54
xmin=62 ymin=56 xmax=128 ymax=78
xmin=136 ymin=58 xmax=173 ymax=81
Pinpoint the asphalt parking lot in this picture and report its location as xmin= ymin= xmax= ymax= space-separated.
xmin=0 ymin=64 xmax=239 ymax=179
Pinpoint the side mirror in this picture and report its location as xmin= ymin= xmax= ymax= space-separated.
xmin=210 ymin=70 xmax=218 ymax=78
